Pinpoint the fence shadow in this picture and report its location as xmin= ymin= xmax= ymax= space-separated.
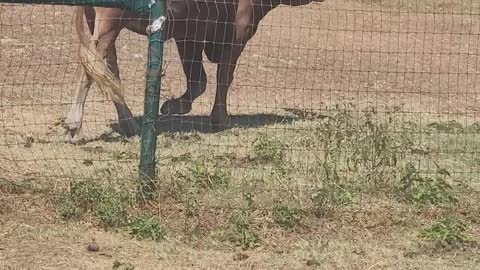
xmin=109 ymin=113 xmax=297 ymax=137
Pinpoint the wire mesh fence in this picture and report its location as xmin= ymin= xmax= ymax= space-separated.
xmin=1 ymin=0 xmax=480 ymax=265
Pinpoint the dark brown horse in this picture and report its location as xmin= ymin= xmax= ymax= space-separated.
xmin=65 ymin=0 xmax=325 ymax=143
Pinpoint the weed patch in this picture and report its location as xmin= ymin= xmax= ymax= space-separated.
xmin=95 ymin=191 xmax=130 ymax=227
xmin=316 ymin=108 xmax=414 ymax=193
xmin=427 ymin=120 xmax=463 ymax=133
xmin=229 ymin=210 xmax=259 ymax=249
xmin=419 ymin=217 xmax=468 ymax=248
xmin=310 ymin=184 xmax=354 ymax=215
xmin=56 ymin=194 xmax=82 ymax=220
xmin=273 ymin=204 xmax=299 ymax=229
xmin=176 ymin=161 xmax=230 ymax=191
xmin=56 ymin=180 xmax=131 ymax=228
xmin=399 ymin=163 xmax=457 ymax=205
xmin=253 ymin=134 xmax=286 ymax=164
xmin=129 ymin=215 xmax=166 ymax=241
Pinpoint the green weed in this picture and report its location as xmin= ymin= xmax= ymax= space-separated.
xmin=253 ymin=134 xmax=286 ymax=164
xmin=229 ymin=210 xmax=259 ymax=250
xmin=68 ymin=180 xmax=102 ymax=212
xmin=419 ymin=217 xmax=467 ymax=247
xmin=319 ymin=109 xmax=413 ymax=190
xmin=311 ymin=184 xmax=355 ymax=210
xmin=56 ymin=194 xmax=82 ymax=220
xmin=273 ymin=204 xmax=299 ymax=229
xmin=428 ymin=120 xmax=463 ymax=133
xmin=95 ymin=190 xmax=130 ymax=228
xmin=177 ymin=161 xmax=230 ymax=190
xmin=56 ymin=180 xmax=131 ymax=228
xmin=399 ymin=163 xmax=457 ymax=205
xmin=129 ymin=215 xmax=166 ymax=242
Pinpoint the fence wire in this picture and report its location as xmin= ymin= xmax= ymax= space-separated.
xmin=1 ymin=0 xmax=479 ymax=255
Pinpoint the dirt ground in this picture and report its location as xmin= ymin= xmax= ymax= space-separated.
xmin=1 ymin=195 xmax=479 ymax=269
xmin=1 ymin=0 xmax=480 ymax=269
xmin=1 ymin=0 xmax=480 ymax=178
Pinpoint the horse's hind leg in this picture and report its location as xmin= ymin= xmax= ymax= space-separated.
xmin=91 ymin=10 xmax=139 ymax=137
xmin=64 ymin=64 xmax=93 ymax=143
xmin=161 ymin=41 xmax=207 ymax=115
xmin=64 ymin=7 xmax=96 ymax=143
xmin=210 ymin=46 xmax=243 ymax=128
xmin=105 ymin=43 xmax=139 ymax=136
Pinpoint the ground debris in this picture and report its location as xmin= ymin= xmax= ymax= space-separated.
xmin=306 ymin=259 xmax=320 ymax=266
xmin=87 ymin=242 xmax=100 ymax=252
xmin=233 ymin=253 xmax=249 ymax=261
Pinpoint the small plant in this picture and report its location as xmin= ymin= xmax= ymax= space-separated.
xmin=311 ymin=184 xmax=354 ymax=209
xmin=316 ymin=107 xmax=414 ymax=192
xmin=0 ymin=179 xmax=31 ymax=195
xmin=95 ymin=190 xmax=130 ymax=227
xmin=56 ymin=195 xmax=82 ymax=220
xmin=253 ymin=134 xmax=286 ymax=164
xmin=129 ymin=215 xmax=166 ymax=242
xmin=184 ymin=195 xmax=199 ymax=218
xmin=69 ymin=180 xmax=103 ymax=212
xmin=419 ymin=217 xmax=467 ymax=247
xmin=112 ymin=260 xmax=136 ymax=270
xmin=56 ymin=180 xmax=132 ymax=228
xmin=399 ymin=163 xmax=457 ymax=205
xmin=56 ymin=180 xmax=102 ymax=219
xmin=229 ymin=210 xmax=259 ymax=250
xmin=244 ymin=192 xmax=255 ymax=210
xmin=427 ymin=120 xmax=463 ymax=133
xmin=187 ymin=161 xmax=230 ymax=190
xmin=273 ymin=204 xmax=298 ymax=229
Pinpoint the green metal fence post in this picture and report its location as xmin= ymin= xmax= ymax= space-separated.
xmin=138 ymin=0 xmax=166 ymax=197
xmin=2 ymin=0 xmax=163 ymax=198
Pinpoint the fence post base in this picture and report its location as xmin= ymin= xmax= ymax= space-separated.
xmin=138 ymin=0 xmax=166 ymax=200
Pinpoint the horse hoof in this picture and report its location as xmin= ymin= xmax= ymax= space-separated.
xmin=65 ymin=129 xmax=83 ymax=144
xmin=160 ymin=99 xmax=192 ymax=115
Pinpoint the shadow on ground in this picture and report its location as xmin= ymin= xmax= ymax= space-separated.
xmin=95 ymin=113 xmax=297 ymax=143
xmin=67 ymin=113 xmax=295 ymax=145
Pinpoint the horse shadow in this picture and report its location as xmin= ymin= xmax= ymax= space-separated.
xmin=103 ymin=113 xmax=297 ymax=142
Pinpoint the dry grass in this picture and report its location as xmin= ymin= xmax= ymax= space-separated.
xmin=2 ymin=110 xmax=480 ymax=269
xmin=1 ymin=204 xmax=479 ymax=269
xmin=1 ymin=0 xmax=480 ymax=269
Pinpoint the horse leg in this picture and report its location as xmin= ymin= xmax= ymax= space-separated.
xmin=64 ymin=7 xmax=96 ymax=143
xmin=65 ymin=8 xmax=138 ymax=141
xmin=64 ymin=64 xmax=93 ymax=143
xmin=105 ymin=44 xmax=139 ymax=136
xmin=160 ymin=41 xmax=206 ymax=115
xmin=210 ymin=46 xmax=243 ymax=127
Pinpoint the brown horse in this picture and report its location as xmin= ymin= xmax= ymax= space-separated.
xmin=65 ymin=0 xmax=325 ymax=143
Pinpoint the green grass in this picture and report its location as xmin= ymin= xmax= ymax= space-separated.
xmin=174 ymin=160 xmax=231 ymax=191
xmin=273 ymin=204 xmax=299 ymax=229
xmin=253 ymin=134 xmax=286 ymax=164
xmin=229 ymin=210 xmax=259 ymax=250
xmin=50 ymin=106 xmax=480 ymax=250
xmin=398 ymin=163 xmax=457 ymax=205
xmin=311 ymin=184 xmax=355 ymax=210
xmin=56 ymin=180 xmax=132 ymax=228
xmin=129 ymin=215 xmax=166 ymax=242
xmin=419 ymin=217 xmax=468 ymax=248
